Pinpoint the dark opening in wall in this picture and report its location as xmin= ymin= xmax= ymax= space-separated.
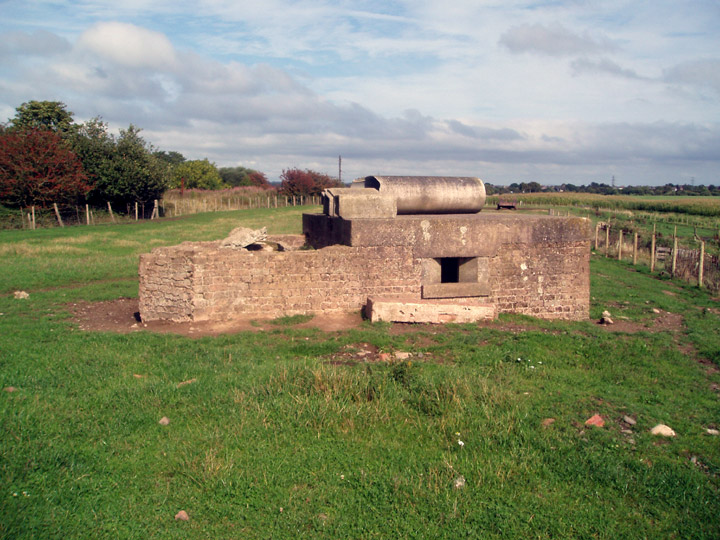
xmin=440 ymin=258 xmax=460 ymax=283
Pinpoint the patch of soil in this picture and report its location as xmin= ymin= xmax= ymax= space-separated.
xmin=68 ymin=297 xmax=690 ymax=342
xmin=597 ymin=311 xmax=684 ymax=334
xmin=324 ymin=343 xmax=381 ymax=366
xmin=69 ymin=298 xmax=364 ymax=338
xmin=324 ymin=344 xmax=436 ymax=366
xmin=696 ymin=356 xmax=720 ymax=375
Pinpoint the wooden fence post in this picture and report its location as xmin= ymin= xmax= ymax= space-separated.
xmin=85 ymin=204 xmax=90 ymax=225
xmin=671 ymin=235 xmax=678 ymax=277
xmin=633 ymin=232 xmax=638 ymax=265
xmin=650 ymin=224 xmax=656 ymax=272
xmin=107 ymin=202 xmax=116 ymax=223
xmin=605 ymin=225 xmax=610 ymax=257
xmin=698 ymin=241 xmax=705 ymax=288
xmin=53 ymin=203 xmax=64 ymax=227
xmin=618 ymin=230 xmax=623 ymax=261
xmin=594 ymin=223 xmax=599 ymax=251
xmin=31 ymin=206 xmax=36 ymax=230
xmin=135 ymin=202 xmax=139 ymax=221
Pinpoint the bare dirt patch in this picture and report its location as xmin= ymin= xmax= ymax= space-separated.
xmin=597 ymin=310 xmax=684 ymax=334
xmin=69 ymin=298 xmax=364 ymax=337
xmin=69 ymin=298 xmax=689 ymax=341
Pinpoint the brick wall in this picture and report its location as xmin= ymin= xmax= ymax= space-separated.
xmin=139 ymin=216 xmax=590 ymax=323
xmin=489 ymin=241 xmax=589 ymax=319
xmin=139 ymin=243 xmax=422 ymax=322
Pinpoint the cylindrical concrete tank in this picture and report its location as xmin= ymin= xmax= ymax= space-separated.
xmin=360 ymin=176 xmax=486 ymax=214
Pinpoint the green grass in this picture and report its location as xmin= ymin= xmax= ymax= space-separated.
xmin=1 ymin=209 xmax=719 ymax=538
xmin=0 ymin=206 xmax=314 ymax=295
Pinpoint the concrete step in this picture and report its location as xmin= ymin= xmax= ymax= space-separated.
xmin=366 ymin=296 xmax=496 ymax=324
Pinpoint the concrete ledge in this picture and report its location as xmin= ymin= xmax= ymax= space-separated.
xmin=422 ymin=282 xmax=490 ymax=299
xmin=367 ymin=296 xmax=496 ymax=324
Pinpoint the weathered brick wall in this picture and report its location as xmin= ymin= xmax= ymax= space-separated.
xmin=138 ymin=241 xmax=202 ymax=321
xmin=140 ymin=243 xmax=422 ymax=322
xmin=139 ymin=218 xmax=590 ymax=322
xmin=489 ymin=241 xmax=589 ymax=319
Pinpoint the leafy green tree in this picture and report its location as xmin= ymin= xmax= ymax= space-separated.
xmin=10 ymin=100 xmax=76 ymax=134
xmin=87 ymin=125 xmax=168 ymax=207
xmin=70 ymin=117 xmax=115 ymax=186
xmin=219 ymin=166 xmax=270 ymax=188
xmin=171 ymin=159 xmax=225 ymax=190
xmin=154 ymin=150 xmax=186 ymax=166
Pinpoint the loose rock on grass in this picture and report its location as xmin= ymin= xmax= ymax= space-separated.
xmin=650 ymin=424 xmax=676 ymax=437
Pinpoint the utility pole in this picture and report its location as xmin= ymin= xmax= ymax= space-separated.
xmin=338 ymin=155 xmax=342 ymax=184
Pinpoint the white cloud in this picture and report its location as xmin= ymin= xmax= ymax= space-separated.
xmin=76 ymin=22 xmax=178 ymax=70
xmin=571 ymin=57 xmax=645 ymax=80
xmin=663 ymin=58 xmax=720 ymax=94
xmin=0 ymin=30 xmax=71 ymax=58
xmin=499 ymin=23 xmax=616 ymax=56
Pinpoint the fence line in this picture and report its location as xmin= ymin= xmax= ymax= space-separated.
xmin=7 ymin=194 xmax=323 ymax=230
xmin=594 ymin=222 xmax=719 ymax=291
xmin=160 ymin=194 xmax=321 ymax=218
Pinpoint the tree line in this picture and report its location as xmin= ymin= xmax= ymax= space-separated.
xmin=0 ymin=100 xmax=341 ymax=216
xmin=486 ymin=181 xmax=719 ymax=196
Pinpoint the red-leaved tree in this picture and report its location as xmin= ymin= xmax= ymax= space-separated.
xmin=0 ymin=128 xmax=91 ymax=208
xmin=279 ymin=168 xmax=342 ymax=196
xmin=248 ymin=170 xmax=271 ymax=188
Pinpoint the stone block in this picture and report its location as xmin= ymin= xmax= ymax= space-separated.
xmin=367 ymin=296 xmax=497 ymax=324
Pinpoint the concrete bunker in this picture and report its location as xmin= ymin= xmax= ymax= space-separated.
xmin=139 ymin=176 xmax=591 ymax=324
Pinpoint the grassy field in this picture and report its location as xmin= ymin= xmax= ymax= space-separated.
xmin=487 ymin=192 xmax=720 ymax=217
xmin=1 ymin=207 xmax=719 ymax=538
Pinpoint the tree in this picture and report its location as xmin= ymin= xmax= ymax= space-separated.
xmin=279 ymin=168 xmax=342 ymax=196
xmin=154 ymin=150 xmax=186 ymax=166
xmin=10 ymin=100 xmax=75 ymax=134
xmin=87 ymin=125 xmax=168 ymax=207
xmin=70 ymin=117 xmax=115 ymax=187
xmin=171 ymin=159 xmax=225 ymax=190
xmin=219 ymin=166 xmax=270 ymax=188
xmin=519 ymin=181 xmax=543 ymax=193
xmin=0 ymin=128 xmax=91 ymax=208
xmin=247 ymin=170 xmax=270 ymax=188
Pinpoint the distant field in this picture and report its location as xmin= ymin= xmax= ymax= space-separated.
xmin=488 ymin=192 xmax=720 ymax=217
xmin=1 ymin=207 xmax=719 ymax=539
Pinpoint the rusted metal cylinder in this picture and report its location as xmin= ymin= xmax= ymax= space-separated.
xmin=358 ymin=176 xmax=486 ymax=214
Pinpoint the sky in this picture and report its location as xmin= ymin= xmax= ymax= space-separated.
xmin=1 ymin=1 xmax=719 ymax=186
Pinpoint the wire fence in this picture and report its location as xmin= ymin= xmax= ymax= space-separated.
xmin=161 ymin=191 xmax=321 ymax=217
xmin=594 ymin=222 xmax=720 ymax=291
xmin=6 ymin=193 xmax=322 ymax=230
